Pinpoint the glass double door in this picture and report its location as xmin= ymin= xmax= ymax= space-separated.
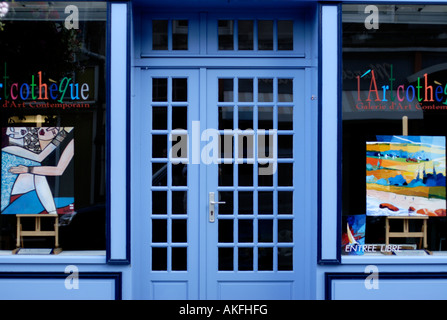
xmin=140 ymin=68 xmax=305 ymax=299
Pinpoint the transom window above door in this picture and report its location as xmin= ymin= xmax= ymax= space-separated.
xmin=140 ymin=13 xmax=305 ymax=56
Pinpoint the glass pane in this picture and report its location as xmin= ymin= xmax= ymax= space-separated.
xmin=238 ymin=20 xmax=253 ymax=50
xmin=172 ymin=107 xmax=188 ymax=130
xmin=153 ymin=78 xmax=168 ymax=102
xmin=172 ymin=163 xmax=187 ymax=186
xmin=238 ymin=134 xmax=254 ymax=159
xmin=278 ymin=191 xmax=293 ymax=214
xmin=152 ymin=162 xmax=167 ymax=186
xmin=172 ymin=219 xmax=187 ymax=242
xmin=152 ymin=247 xmax=167 ymax=270
xmin=172 ymin=78 xmax=187 ymax=102
xmin=219 ymin=134 xmax=234 ymax=159
xmin=258 ymin=78 xmax=273 ymax=102
xmin=278 ymin=78 xmax=293 ymax=102
xmin=152 ymin=219 xmax=167 ymax=242
xmin=219 ymin=219 xmax=234 ymax=243
xmin=238 ymin=79 xmax=253 ymax=102
xmin=218 ymin=191 xmax=233 ymax=215
xmin=172 ymin=191 xmax=187 ymax=214
xmin=172 ymin=247 xmax=187 ymax=271
xmin=278 ymin=107 xmax=293 ymax=130
xmin=238 ymin=247 xmax=253 ymax=271
xmin=219 ymin=106 xmax=233 ymax=129
xmin=258 ymin=248 xmax=273 ymax=270
xmin=153 ymin=20 xmax=168 ymax=50
xmin=278 ymin=20 xmax=293 ymax=50
xmin=278 ymin=247 xmax=293 ymax=270
xmin=172 ymin=20 xmax=188 ymax=50
xmin=258 ymin=191 xmax=273 ymax=214
xmin=278 ymin=135 xmax=293 ymax=158
xmin=238 ymin=191 xmax=253 ymax=215
xmin=218 ymin=20 xmax=234 ymax=50
xmin=258 ymin=163 xmax=273 ymax=186
xmin=218 ymin=79 xmax=234 ymax=102
xmin=152 ymin=107 xmax=167 ymax=130
xmin=238 ymin=164 xmax=253 ymax=186
xmin=219 ymin=164 xmax=233 ymax=186
xmin=219 ymin=247 xmax=233 ymax=271
xmin=278 ymin=220 xmax=293 ymax=242
xmin=152 ymin=135 xmax=167 ymax=158
xmin=238 ymin=220 xmax=253 ymax=243
xmin=258 ymin=130 xmax=274 ymax=160
xmin=171 ymin=134 xmax=188 ymax=159
xmin=238 ymin=107 xmax=253 ymax=130
xmin=258 ymin=20 xmax=274 ymax=50
xmin=152 ymin=191 xmax=167 ymax=215
xmin=258 ymin=219 xmax=273 ymax=242
xmin=278 ymin=163 xmax=293 ymax=186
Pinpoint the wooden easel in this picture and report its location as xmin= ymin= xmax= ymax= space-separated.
xmin=15 ymin=214 xmax=60 ymax=253
xmin=385 ymin=216 xmax=428 ymax=249
xmin=384 ymin=116 xmax=428 ymax=249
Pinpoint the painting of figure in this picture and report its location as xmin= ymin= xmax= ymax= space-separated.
xmin=1 ymin=127 xmax=74 ymax=215
xmin=366 ymin=135 xmax=446 ymax=217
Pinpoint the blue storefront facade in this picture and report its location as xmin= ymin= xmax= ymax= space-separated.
xmin=0 ymin=0 xmax=447 ymax=301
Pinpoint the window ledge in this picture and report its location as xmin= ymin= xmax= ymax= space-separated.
xmin=342 ymin=252 xmax=447 ymax=265
xmin=0 ymin=250 xmax=106 ymax=264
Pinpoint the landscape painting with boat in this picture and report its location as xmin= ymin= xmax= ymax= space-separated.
xmin=366 ymin=135 xmax=446 ymax=217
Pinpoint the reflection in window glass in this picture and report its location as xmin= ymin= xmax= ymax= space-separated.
xmin=238 ymin=79 xmax=253 ymax=102
xmin=342 ymin=4 xmax=447 ymax=257
xmin=278 ymin=20 xmax=293 ymax=50
xmin=218 ymin=79 xmax=234 ymax=103
xmin=153 ymin=78 xmax=168 ymax=102
xmin=218 ymin=20 xmax=234 ymax=50
xmin=278 ymin=79 xmax=293 ymax=102
xmin=153 ymin=20 xmax=168 ymax=50
xmin=0 ymin=2 xmax=107 ymax=252
xmin=238 ymin=20 xmax=254 ymax=50
xmin=258 ymin=20 xmax=274 ymax=50
xmin=172 ymin=78 xmax=188 ymax=102
xmin=172 ymin=20 xmax=188 ymax=50
xmin=258 ymin=78 xmax=274 ymax=102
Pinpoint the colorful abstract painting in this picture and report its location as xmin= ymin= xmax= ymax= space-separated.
xmin=342 ymin=214 xmax=366 ymax=255
xmin=1 ymin=127 xmax=75 ymax=215
xmin=366 ymin=135 xmax=446 ymax=217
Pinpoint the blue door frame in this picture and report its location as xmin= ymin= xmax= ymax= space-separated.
xmin=131 ymin=7 xmax=319 ymax=300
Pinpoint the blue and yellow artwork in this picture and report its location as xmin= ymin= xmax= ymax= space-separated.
xmin=366 ymin=135 xmax=446 ymax=217
xmin=1 ymin=126 xmax=75 ymax=215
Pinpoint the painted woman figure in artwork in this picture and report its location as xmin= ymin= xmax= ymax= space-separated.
xmin=1 ymin=126 xmax=74 ymax=215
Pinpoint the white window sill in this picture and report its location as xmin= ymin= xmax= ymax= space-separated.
xmin=342 ymin=251 xmax=447 ymax=264
xmin=0 ymin=250 xmax=106 ymax=264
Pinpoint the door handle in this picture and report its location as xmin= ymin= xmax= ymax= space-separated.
xmin=209 ymin=192 xmax=225 ymax=223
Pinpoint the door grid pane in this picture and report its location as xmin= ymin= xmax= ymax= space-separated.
xmin=150 ymin=76 xmax=189 ymax=272
xmin=216 ymin=77 xmax=295 ymax=272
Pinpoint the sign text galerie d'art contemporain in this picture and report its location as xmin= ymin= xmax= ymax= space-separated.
xmin=0 ymin=63 xmax=91 ymax=109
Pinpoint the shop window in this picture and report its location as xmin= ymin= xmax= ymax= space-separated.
xmin=0 ymin=2 xmax=107 ymax=254
xmin=342 ymin=4 xmax=447 ymax=257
